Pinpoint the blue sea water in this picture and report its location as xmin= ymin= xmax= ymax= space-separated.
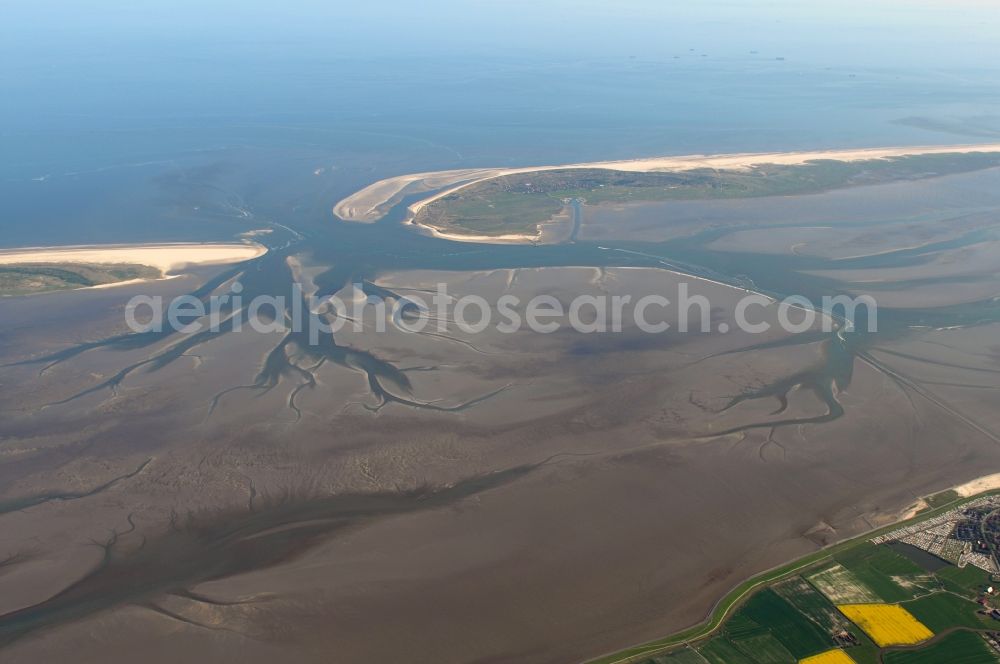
xmin=1 ymin=0 xmax=999 ymax=247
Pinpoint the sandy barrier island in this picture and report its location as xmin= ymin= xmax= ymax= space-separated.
xmin=0 ymin=242 xmax=268 ymax=289
xmin=333 ymin=142 xmax=1000 ymax=243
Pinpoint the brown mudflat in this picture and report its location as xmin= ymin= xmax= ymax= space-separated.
xmin=2 ymin=168 xmax=1000 ymax=663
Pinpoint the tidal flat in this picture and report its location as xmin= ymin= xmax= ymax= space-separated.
xmin=1 ymin=157 xmax=1000 ymax=663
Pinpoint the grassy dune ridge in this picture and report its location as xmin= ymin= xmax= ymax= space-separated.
xmin=0 ymin=263 xmax=161 ymax=296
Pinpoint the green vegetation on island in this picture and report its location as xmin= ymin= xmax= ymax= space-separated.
xmin=0 ymin=263 xmax=161 ymax=296
xmin=884 ymin=630 xmax=997 ymax=664
xmin=415 ymin=152 xmax=1000 ymax=237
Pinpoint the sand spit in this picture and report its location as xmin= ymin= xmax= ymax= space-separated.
xmin=406 ymin=222 xmax=547 ymax=245
xmin=333 ymin=143 xmax=1000 ymax=241
xmin=0 ymin=242 xmax=268 ymax=288
xmin=332 ymin=167 xmax=510 ymax=223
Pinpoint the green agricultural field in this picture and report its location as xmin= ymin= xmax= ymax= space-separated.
xmin=737 ymin=588 xmax=835 ymax=658
xmin=807 ymin=563 xmax=881 ymax=604
xmin=903 ymin=592 xmax=992 ymax=632
xmin=648 ymin=646 xmax=705 ymax=663
xmin=844 ymin=641 xmax=883 ymax=664
xmin=937 ymin=564 xmax=993 ymax=598
xmin=724 ymin=613 xmax=771 ymax=641
xmin=774 ymin=576 xmax=852 ymax=633
xmin=731 ymin=632 xmax=796 ymax=663
xmin=834 ymin=543 xmax=927 ymax=603
xmin=883 ymin=630 xmax=999 ymax=664
xmin=697 ymin=637 xmax=756 ymax=664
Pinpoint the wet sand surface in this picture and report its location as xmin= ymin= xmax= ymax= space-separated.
xmin=2 ymin=167 xmax=1000 ymax=663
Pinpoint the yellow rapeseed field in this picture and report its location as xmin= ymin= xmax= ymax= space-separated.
xmin=799 ymin=648 xmax=857 ymax=664
xmin=837 ymin=603 xmax=933 ymax=646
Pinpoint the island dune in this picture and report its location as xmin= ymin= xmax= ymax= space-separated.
xmin=333 ymin=143 xmax=1000 ymax=233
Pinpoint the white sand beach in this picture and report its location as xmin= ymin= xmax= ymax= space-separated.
xmin=0 ymin=242 xmax=268 ymax=289
xmin=0 ymin=242 xmax=267 ymax=273
xmin=953 ymin=473 xmax=1000 ymax=498
xmin=403 ymin=219 xmax=546 ymax=244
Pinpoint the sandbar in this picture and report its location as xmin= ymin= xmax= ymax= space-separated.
xmin=0 ymin=242 xmax=268 ymax=291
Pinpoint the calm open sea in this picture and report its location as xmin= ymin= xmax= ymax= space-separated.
xmin=2 ymin=1 xmax=1000 ymax=248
